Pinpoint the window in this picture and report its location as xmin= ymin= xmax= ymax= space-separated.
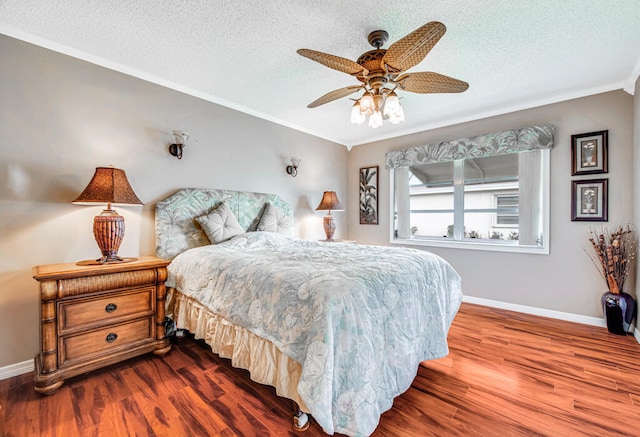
xmin=495 ymin=194 xmax=519 ymax=227
xmin=387 ymin=125 xmax=553 ymax=254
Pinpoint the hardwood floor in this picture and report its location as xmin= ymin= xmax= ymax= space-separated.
xmin=1 ymin=303 xmax=640 ymax=436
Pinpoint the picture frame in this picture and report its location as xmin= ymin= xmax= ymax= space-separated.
xmin=359 ymin=165 xmax=378 ymax=225
xmin=571 ymin=130 xmax=608 ymax=175
xmin=571 ymin=179 xmax=608 ymax=222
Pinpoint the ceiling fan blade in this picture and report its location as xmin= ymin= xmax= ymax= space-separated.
xmin=307 ymin=85 xmax=363 ymax=108
xmin=383 ymin=22 xmax=446 ymax=72
xmin=297 ymin=49 xmax=368 ymax=76
xmin=396 ymin=72 xmax=469 ymax=94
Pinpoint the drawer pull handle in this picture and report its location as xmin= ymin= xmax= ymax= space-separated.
xmin=105 ymin=303 xmax=117 ymax=313
xmin=106 ymin=333 xmax=118 ymax=343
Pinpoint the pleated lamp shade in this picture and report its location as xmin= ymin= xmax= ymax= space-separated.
xmin=73 ymin=167 xmax=142 ymax=206
xmin=315 ymin=191 xmax=344 ymax=211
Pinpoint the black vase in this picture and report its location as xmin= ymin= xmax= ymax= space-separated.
xmin=601 ymin=292 xmax=636 ymax=335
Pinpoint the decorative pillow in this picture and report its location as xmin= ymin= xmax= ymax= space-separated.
xmin=257 ymin=202 xmax=293 ymax=234
xmin=196 ymin=202 xmax=245 ymax=244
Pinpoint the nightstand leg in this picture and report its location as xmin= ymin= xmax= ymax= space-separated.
xmin=33 ymin=380 xmax=64 ymax=395
xmin=153 ymin=343 xmax=172 ymax=357
xmin=33 ymin=355 xmax=64 ymax=395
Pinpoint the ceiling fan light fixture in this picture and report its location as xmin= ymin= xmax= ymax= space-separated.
xmin=373 ymin=94 xmax=384 ymax=111
xmin=350 ymin=101 xmax=366 ymax=124
xmin=383 ymin=91 xmax=400 ymax=117
xmin=297 ymin=21 xmax=467 ymax=130
xmin=359 ymin=92 xmax=375 ymax=116
xmin=369 ymin=110 xmax=383 ymax=128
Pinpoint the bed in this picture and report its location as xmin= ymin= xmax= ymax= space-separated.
xmin=156 ymin=188 xmax=463 ymax=436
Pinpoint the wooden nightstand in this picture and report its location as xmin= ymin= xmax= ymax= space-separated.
xmin=32 ymin=256 xmax=171 ymax=394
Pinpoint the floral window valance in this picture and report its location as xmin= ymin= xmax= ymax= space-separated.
xmin=385 ymin=124 xmax=554 ymax=169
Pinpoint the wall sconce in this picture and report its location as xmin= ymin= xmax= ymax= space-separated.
xmin=169 ymin=130 xmax=189 ymax=159
xmin=286 ymin=157 xmax=301 ymax=177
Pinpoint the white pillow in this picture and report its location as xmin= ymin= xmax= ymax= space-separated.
xmin=257 ymin=202 xmax=292 ymax=234
xmin=196 ymin=202 xmax=245 ymax=244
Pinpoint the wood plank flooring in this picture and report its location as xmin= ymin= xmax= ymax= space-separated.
xmin=1 ymin=303 xmax=640 ymax=436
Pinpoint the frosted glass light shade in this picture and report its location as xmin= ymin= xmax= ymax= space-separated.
xmin=369 ymin=110 xmax=383 ymax=128
xmin=359 ymin=92 xmax=374 ymax=116
xmin=350 ymin=102 xmax=365 ymax=124
xmin=384 ymin=91 xmax=400 ymax=117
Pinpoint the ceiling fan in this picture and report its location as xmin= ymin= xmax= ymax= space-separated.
xmin=297 ymin=21 xmax=469 ymax=128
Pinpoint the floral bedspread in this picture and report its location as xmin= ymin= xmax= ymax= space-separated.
xmin=167 ymin=232 xmax=462 ymax=436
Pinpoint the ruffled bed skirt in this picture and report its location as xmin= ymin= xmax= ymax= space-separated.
xmin=166 ymin=288 xmax=309 ymax=412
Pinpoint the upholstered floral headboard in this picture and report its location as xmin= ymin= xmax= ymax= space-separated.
xmin=155 ymin=188 xmax=293 ymax=260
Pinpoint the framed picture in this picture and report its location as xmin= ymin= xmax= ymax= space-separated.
xmin=571 ymin=179 xmax=608 ymax=221
xmin=359 ymin=166 xmax=378 ymax=224
xmin=571 ymin=130 xmax=608 ymax=175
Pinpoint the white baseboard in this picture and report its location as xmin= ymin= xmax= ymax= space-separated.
xmin=0 ymin=298 xmax=637 ymax=380
xmin=463 ymin=296 xmax=640 ymax=344
xmin=0 ymin=359 xmax=34 ymax=381
xmin=463 ymin=295 xmax=607 ymax=326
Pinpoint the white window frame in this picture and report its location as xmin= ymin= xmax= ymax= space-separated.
xmin=389 ymin=149 xmax=550 ymax=254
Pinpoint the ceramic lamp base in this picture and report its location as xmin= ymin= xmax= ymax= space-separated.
xmin=323 ymin=212 xmax=336 ymax=241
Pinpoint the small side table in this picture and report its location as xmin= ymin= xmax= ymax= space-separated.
xmin=33 ymin=256 xmax=171 ymax=394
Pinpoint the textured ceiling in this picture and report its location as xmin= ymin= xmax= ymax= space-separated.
xmin=1 ymin=1 xmax=640 ymax=148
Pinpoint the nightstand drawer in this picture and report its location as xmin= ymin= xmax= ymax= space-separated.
xmin=59 ymin=287 xmax=154 ymax=333
xmin=60 ymin=317 xmax=154 ymax=366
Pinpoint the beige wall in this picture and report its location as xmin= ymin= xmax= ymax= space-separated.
xmin=0 ymin=35 xmax=348 ymax=367
xmin=1 ymin=32 xmax=636 ymax=369
xmin=348 ymin=91 xmax=634 ymax=318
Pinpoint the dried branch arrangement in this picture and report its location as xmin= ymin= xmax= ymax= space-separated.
xmin=588 ymin=226 xmax=637 ymax=294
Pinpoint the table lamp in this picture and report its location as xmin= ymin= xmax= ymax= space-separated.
xmin=315 ymin=191 xmax=344 ymax=241
xmin=72 ymin=167 xmax=143 ymax=264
